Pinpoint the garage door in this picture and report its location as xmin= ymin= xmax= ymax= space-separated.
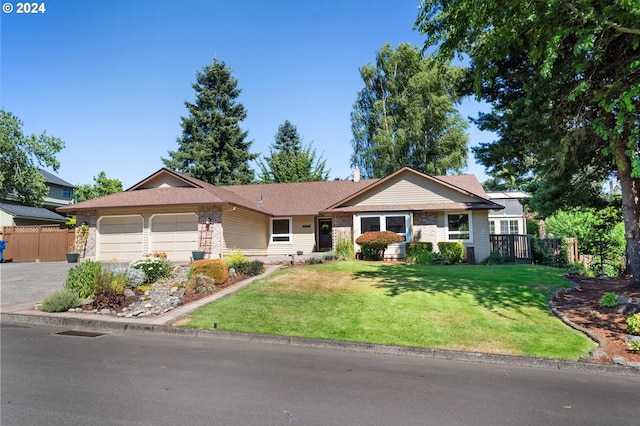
xmin=98 ymin=215 xmax=144 ymax=261
xmin=150 ymin=213 xmax=198 ymax=261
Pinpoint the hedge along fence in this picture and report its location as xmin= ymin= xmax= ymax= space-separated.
xmin=355 ymin=231 xmax=404 ymax=261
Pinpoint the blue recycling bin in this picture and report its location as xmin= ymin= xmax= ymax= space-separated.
xmin=0 ymin=240 xmax=7 ymax=262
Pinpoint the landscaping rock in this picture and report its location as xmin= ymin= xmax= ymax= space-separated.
xmin=615 ymin=295 xmax=632 ymax=304
xmin=612 ymin=356 xmax=627 ymax=366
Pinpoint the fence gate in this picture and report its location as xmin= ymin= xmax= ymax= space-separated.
xmin=0 ymin=225 xmax=75 ymax=262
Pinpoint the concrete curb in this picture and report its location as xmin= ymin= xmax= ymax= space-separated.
xmin=3 ymin=312 xmax=639 ymax=376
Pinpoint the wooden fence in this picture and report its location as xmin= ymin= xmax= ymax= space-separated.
xmin=0 ymin=225 xmax=75 ymax=262
xmin=489 ymin=234 xmax=533 ymax=263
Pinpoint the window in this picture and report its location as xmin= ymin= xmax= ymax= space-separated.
xmin=446 ymin=212 xmax=472 ymax=242
xmin=489 ymin=220 xmax=496 ymax=234
xmin=271 ymin=218 xmax=291 ymax=243
xmin=509 ymin=220 xmax=519 ymax=234
xmin=62 ymin=188 xmax=72 ymax=198
xmin=358 ymin=214 xmax=409 ymax=241
xmin=500 ymin=220 xmax=510 ymax=235
xmin=361 ymin=216 xmax=380 ymax=232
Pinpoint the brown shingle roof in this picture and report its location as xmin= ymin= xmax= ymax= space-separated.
xmin=219 ymin=179 xmax=378 ymax=216
xmin=57 ymin=167 xmax=500 ymax=216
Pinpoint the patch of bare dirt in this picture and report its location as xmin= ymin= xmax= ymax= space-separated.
xmin=551 ymin=275 xmax=640 ymax=364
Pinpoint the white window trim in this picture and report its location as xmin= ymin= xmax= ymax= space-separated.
xmin=356 ymin=213 xmax=411 ymax=242
xmin=445 ymin=211 xmax=473 ymax=243
xmin=270 ymin=217 xmax=292 ymax=244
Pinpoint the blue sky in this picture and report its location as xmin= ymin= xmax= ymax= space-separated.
xmin=2 ymin=0 xmax=493 ymax=189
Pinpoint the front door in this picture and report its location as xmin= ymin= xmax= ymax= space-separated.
xmin=318 ymin=218 xmax=332 ymax=251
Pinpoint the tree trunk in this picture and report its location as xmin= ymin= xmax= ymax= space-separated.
xmin=615 ymin=139 xmax=640 ymax=287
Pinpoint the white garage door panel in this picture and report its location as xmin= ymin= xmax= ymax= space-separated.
xmin=98 ymin=216 xmax=144 ymax=261
xmin=150 ymin=214 xmax=198 ymax=261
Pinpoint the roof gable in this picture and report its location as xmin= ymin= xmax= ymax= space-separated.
xmin=326 ymin=168 xmax=491 ymax=210
xmin=127 ymin=168 xmax=200 ymax=190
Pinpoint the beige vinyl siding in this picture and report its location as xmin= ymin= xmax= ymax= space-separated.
xmin=346 ymin=172 xmax=478 ymax=206
xmin=435 ymin=211 xmax=490 ymax=263
xmin=267 ymin=216 xmax=316 ymax=255
xmin=470 ymin=211 xmax=491 ymax=261
xmin=222 ymin=208 xmax=268 ymax=255
xmin=97 ymin=215 xmax=144 ymax=261
xmin=149 ymin=213 xmax=198 ymax=261
xmin=0 ymin=210 xmax=14 ymax=227
xmin=138 ymin=174 xmax=192 ymax=189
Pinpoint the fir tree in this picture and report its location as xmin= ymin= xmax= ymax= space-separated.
xmin=163 ymin=59 xmax=257 ymax=185
xmin=257 ymin=120 xmax=329 ymax=183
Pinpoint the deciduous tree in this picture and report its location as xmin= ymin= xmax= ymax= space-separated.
xmin=163 ymin=59 xmax=257 ymax=185
xmin=350 ymin=43 xmax=468 ymax=178
xmin=74 ymin=171 xmax=123 ymax=202
xmin=415 ymin=0 xmax=640 ymax=285
xmin=0 ymin=110 xmax=64 ymax=206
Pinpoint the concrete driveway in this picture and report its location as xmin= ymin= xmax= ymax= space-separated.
xmin=0 ymin=262 xmax=76 ymax=307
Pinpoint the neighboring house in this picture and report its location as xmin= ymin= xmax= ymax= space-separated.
xmin=57 ymin=167 xmax=503 ymax=263
xmin=486 ymin=191 xmax=531 ymax=236
xmin=0 ymin=169 xmax=73 ymax=227
xmin=39 ymin=169 xmax=75 ymax=209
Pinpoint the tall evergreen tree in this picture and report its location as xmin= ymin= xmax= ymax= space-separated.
xmin=163 ymin=59 xmax=257 ymax=185
xmin=350 ymin=43 xmax=469 ymax=178
xmin=257 ymin=120 xmax=329 ymax=183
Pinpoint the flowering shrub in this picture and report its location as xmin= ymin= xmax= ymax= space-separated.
xmin=130 ymin=255 xmax=171 ymax=283
xmin=355 ymin=231 xmax=404 ymax=261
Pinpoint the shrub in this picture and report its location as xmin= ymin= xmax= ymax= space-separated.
xmin=323 ymin=252 xmax=336 ymax=261
xmin=627 ymin=313 xmax=640 ymax=335
xmin=355 ymin=231 xmax=404 ymax=261
xmin=110 ymin=271 xmax=127 ymax=295
xmin=64 ymin=260 xmax=103 ymax=299
xmin=130 ymin=255 xmax=171 ymax=283
xmin=41 ymin=289 xmax=83 ymax=313
xmin=224 ymin=250 xmax=249 ymax=267
xmin=192 ymin=259 xmax=229 ymax=284
xmin=137 ymin=284 xmax=152 ymax=293
xmin=485 ymin=250 xmax=505 ymax=265
xmin=335 ymin=235 xmax=355 ymax=260
xmin=233 ymin=260 xmax=265 ymax=276
xmin=599 ymin=292 xmax=617 ymax=308
xmin=307 ymin=256 xmax=323 ymax=265
xmin=186 ymin=274 xmax=217 ymax=293
xmin=627 ymin=339 xmax=640 ymax=352
xmin=405 ymin=242 xmax=434 ymax=264
xmin=437 ymin=242 xmax=464 ymax=263
xmin=124 ymin=268 xmax=146 ymax=288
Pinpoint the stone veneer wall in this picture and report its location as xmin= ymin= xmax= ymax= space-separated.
xmin=331 ymin=214 xmax=353 ymax=249
xmin=412 ymin=212 xmax=437 ymax=246
xmin=76 ymin=210 xmax=97 ymax=260
xmin=198 ymin=206 xmax=223 ymax=258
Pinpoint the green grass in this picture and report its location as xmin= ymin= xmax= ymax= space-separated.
xmin=182 ymin=262 xmax=596 ymax=360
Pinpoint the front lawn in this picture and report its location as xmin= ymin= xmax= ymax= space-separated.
xmin=181 ymin=262 xmax=596 ymax=360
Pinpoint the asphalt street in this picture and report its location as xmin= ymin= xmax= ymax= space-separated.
xmin=2 ymin=324 xmax=640 ymax=426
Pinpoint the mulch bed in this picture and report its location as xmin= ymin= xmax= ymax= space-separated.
xmin=551 ymin=274 xmax=640 ymax=364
